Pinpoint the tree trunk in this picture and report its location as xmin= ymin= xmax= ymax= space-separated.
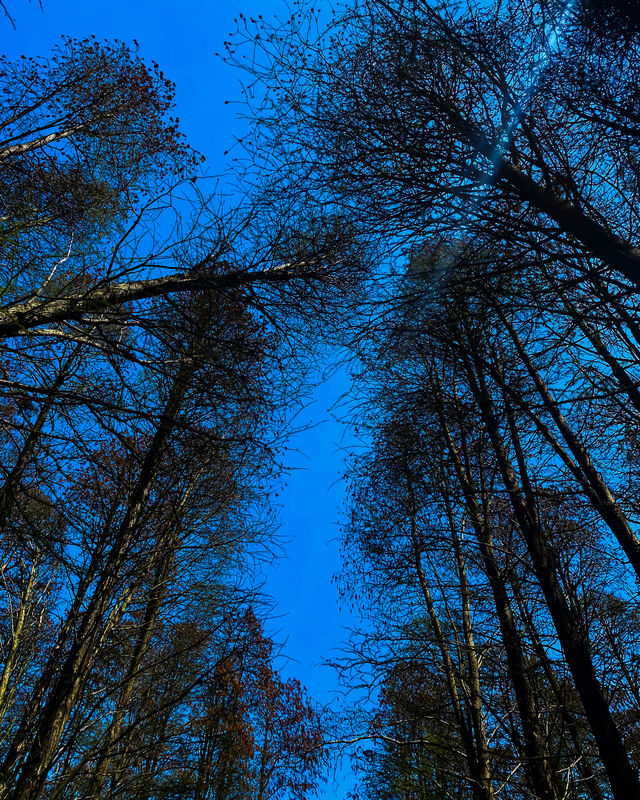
xmin=464 ymin=354 xmax=640 ymax=799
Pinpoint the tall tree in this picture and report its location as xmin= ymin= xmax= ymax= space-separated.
xmin=0 ymin=29 xmax=357 ymax=800
xmin=336 ymin=248 xmax=640 ymax=798
xmin=237 ymin=4 xmax=640 ymax=793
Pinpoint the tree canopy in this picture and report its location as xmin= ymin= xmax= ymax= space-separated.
xmin=232 ymin=0 xmax=640 ymax=797
xmin=5 ymin=1 xmax=640 ymax=799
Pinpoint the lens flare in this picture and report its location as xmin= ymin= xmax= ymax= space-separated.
xmin=432 ymin=0 xmax=579 ymax=284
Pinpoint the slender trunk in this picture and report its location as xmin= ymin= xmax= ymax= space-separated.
xmin=0 ymin=564 xmax=37 ymax=729
xmin=85 ymin=542 xmax=177 ymax=799
xmin=0 ymin=335 xmax=197 ymax=800
xmin=446 ymin=506 xmax=495 ymax=800
xmin=404 ymin=471 xmax=493 ymax=800
xmin=0 ymin=351 xmax=76 ymax=533
xmin=439 ymin=409 xmax=560 ymax=800
xmin=458 ymin=120 xmax=640 ymax=287
xmin=464 ymin=353 xmax=640 ymax=799
xmin=0 ymin=122 xmax=90 ymax=160
xmin=497 ymin=313 xmax=640 ymax=579
xmin=560 ymin=292 xmax=640 ymax=415
xmin=256 ymin=717 xmax=270 ymax=800
xmin=509 ymin=576 xmax=606 ymax=800
xmin=0 ymin=261 xmax=310 ymax=339
xmin=194 ymin=728 xmax=216 ymax=800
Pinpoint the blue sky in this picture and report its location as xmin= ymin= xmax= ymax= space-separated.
xmin=4 ymin=1 xmax=360 ymax=796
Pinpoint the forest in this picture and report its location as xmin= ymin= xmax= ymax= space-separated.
xmin=1 ymin=0 xmax=640 ymax=798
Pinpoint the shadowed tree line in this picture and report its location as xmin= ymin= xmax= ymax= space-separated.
xmin=0 ymin=20 xmax=369 ymax=800
xmin=231 ymin=0 xmax=640 ymax=797
xmin=6 ymin=0 xmax=640 ymax=798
